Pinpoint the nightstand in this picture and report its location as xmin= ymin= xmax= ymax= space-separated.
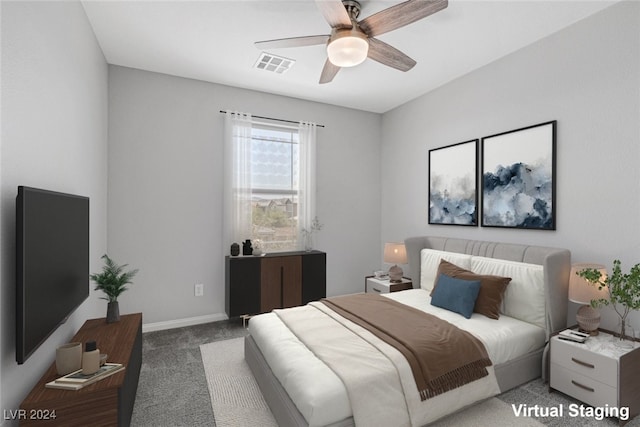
xmin=549 ymin=330 xmax=640 ymax=425
xmin=365 ymin=276 xmax=412 ymax=294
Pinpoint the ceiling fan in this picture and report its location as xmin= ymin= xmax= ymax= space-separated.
xmin=254 ymin=0 xmax=448 ymax=84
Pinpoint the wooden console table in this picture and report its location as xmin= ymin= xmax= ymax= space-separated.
xmin=20 ymin=313 xmax=142 ymax=426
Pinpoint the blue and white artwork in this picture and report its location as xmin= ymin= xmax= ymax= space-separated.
xmin=481 ymin=121 xmax=556 ymax=230
xmin=429 ymin=140 xmax=478 ymax=226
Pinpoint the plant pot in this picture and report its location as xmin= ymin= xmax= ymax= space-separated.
xmin=613 ymin=318 xmax=636 ymax=349
xmin=612 ymin=318 xmax=636 ymax=349
xmin=106 ymin=301 xmax=120 ymax=323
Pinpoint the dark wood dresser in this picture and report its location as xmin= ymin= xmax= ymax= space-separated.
xmin=225 ymin=250 xmax=326 ymax=318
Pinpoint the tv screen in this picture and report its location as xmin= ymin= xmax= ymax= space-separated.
xmin=16 ymin=186 xmax=89 ymax=364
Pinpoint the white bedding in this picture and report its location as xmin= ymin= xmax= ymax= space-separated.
xmin=248 ymin=289 xmax=546 ymax=427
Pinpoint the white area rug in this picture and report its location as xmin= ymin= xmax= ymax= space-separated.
xmin=201 ymin=337 xmax=277 ymax=427
xmin=201 ymin=337 xmax=544 ymax=427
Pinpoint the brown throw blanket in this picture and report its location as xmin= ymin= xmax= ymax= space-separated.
xmin=321 ymin=293 xmax=492 ymax=400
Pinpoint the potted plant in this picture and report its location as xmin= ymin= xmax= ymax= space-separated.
xmin=577 ymin=260 xmax=640 ymax=345
xmin=90 ymin=254 xmax=139 ymax=323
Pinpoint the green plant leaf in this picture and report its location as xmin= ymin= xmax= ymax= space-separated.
xmin=90 ymin=254 xmax=138 ymax=302
xmin=578 ymin=259 xmax=640 ymax=321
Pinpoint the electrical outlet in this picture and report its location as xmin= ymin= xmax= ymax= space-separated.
xmin=194 ymin=283 xmax=204 ymax=297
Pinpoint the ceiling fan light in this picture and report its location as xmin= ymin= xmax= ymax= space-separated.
xmin=327 ymin=31 xmax=369 ymax=68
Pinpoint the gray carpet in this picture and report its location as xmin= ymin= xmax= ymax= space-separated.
xmin=131 ymin=320 xmax=248 ymax=426
xmin=131 ymin=319 xmax=639 ymax=426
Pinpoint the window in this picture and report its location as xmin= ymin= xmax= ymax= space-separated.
xmin=224 ymin=112 xmax=316 ymax=254
xmin=250 ymin=124 xmax=300 ymax=252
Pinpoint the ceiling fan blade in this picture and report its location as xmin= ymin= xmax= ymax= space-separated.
xmin=359 ymin=0 xmax=448 ymax=37
xmin=319 ymin=59 xmax=341 ymax=84
xmin=367 ymin=38 xmax=416 ymax=72
xmin=315 ymin=0 xmax=353 ymax=29
xmin=255 ymin=35 xmax=330 ymax=50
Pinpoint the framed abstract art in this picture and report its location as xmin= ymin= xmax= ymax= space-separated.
xmin=481 ymin=121 xmax=557 ymax=230
xmin=428 ymin=139 xmax=478 ymax=226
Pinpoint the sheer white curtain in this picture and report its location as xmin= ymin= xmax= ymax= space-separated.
xmin=297 ymin=121 xmax=317 ymax=249
xmin=223 ymin=112 xmax=253 ymax=249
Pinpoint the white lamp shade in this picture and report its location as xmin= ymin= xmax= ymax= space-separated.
xmin=569 ymin=263 xmax=608 ymax=304
xmin=327 ymin=30 xmax=369 ymax=67
xmin=384 ymin=243 xmax=407 ymax=265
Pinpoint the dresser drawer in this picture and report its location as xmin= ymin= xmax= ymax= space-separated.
xmin=367 ymin=282 xmax=390 ymax=294
xmin=551 ymin=338 xmax=618 ymax=387
xmin=550 ymin=362 xmax=617 ymax=408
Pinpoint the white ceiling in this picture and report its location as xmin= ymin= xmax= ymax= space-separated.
xmin=81 ymin=1 xmax=617 ymax=113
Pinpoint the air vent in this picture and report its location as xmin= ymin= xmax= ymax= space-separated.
xmin=254 ymin=52 xmax=295 ymax=74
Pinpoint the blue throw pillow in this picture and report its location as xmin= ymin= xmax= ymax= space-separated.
xmin=430 ymin=273 xmax=481 ymax=319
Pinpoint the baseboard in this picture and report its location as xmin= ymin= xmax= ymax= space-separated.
xmin=142 ymin=313 xmax=229 ymax=333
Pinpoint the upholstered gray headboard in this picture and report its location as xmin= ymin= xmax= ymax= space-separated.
xmin=404 ymin=236 xmax=571 ymax=337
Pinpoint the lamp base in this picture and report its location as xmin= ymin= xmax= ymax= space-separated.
xmin=576 ymin=305 xmax=600 ymax=335
xmin=388 ymin=265 xmax=403 ymax=283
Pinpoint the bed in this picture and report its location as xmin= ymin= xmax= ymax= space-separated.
xmin=244 ymin=236 xmax=571 ymax=427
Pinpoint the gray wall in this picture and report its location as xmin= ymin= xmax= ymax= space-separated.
xmin=380 ymin=1 xmax=640 ymax=332
xmin=1 ymin=1 xmax=108 ymax=417
xmin=107 ymin=66 xmax=382 ymax=327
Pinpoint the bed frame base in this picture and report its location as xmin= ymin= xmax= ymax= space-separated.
xmin=245 ymin=334 xmax=543 ymax=427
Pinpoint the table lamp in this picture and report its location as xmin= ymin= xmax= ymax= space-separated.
xmin=384 ymin=243 xmax=407 ymax=283
xmin=569 ymin=263 xmax=608 ymax=335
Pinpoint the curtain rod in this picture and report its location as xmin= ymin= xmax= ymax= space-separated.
xmin=219 ymin=110 xmax=325 ymax=128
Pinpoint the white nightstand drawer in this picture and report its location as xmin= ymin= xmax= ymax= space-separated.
xmin=551 ymin=337 xmax=618 ymax=387
xmin=550 ymin=362 xmax=617 ymax=408
xmin=368 ymin=283 xmax=388 ymax=294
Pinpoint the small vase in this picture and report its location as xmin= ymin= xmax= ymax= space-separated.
xmin=304 ymin=233 xmax=314 ymax=252
xmin=613 ymin=318 xmax=635 ymax=349
xmin=106 ymin=301 xmax=120 ymax=323
xmin=242 ymin=239 xmax=253 ymax=255
xmin=230 ymin=242 xmax=240 ymax=256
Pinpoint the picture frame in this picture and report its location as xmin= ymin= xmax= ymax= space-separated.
xmin=481 ymin=121 xmax=557 ymax=230
xmin=428 ymin=139 xmax=478 ymax=226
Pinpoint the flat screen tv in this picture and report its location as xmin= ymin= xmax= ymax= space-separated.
xmin=16 ymin=186 xmax=89 ymax=364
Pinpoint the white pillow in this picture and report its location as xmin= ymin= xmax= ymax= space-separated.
xmin=470 ymin=256 xmax=545 ymax=329
xmin=420 ymin=249 xmax=472 ymax=292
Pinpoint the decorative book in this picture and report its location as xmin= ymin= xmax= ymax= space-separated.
xmin=558 ymin=329 xmax=589 ymax=343
xmin=45 ymin=363 xmax=125 ymax=390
